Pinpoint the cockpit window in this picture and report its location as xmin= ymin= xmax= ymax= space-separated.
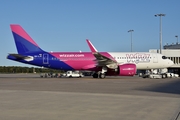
xmin=162 ymin=56 xmax=167 ymax=59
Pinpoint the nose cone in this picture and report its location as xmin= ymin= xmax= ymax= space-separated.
xmin=168 ymin=59 xmax=174 ymax=67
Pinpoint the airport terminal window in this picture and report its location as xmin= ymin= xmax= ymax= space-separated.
xmin=172 ymin=57 xmax=174 ymax=62
xmin=176 ymin=57 xmax=178 ymax=64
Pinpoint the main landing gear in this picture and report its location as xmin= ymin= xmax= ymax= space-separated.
xmin=93 ymin=72 xmax=106 ymax=78
xmin=92 ymin=67 xmax=107 ymax=79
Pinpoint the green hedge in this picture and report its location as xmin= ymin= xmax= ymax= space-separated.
xmin=0 ymin=66 xmax=64 ymax=73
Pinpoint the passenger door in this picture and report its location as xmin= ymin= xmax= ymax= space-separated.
xmin=153 ymin=54 xmax=158 ymax=63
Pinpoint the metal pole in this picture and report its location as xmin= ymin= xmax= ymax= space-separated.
xmin=155 ymin=14 xmax=165 ymax=54
xmin=128 ymin=30 xmax=134 ymax=52
xmin=160 ymin=15 xmax=162 ymax=54
xmin=175 ymin=35 xmax=178 ymax=43
xmin=131 ymin=32 xmax=133 ymax=52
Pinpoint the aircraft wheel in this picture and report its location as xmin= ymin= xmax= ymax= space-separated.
xmin=162 ymin=74 xmax=166 ymax=79
xmin=99 ymin=73 xmax=106 ymax=79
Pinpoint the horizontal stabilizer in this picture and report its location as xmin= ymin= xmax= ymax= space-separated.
xmin=8 ymin=54 xmax=34 ymax=62
xmin=8 ymin=53 xmax=29 ymax=59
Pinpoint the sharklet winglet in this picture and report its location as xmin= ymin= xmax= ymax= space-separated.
xmin=86 ymin=39 xmax=98 ymax=53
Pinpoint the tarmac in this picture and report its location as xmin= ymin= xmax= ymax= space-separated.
xmin=0 ymin=73 xmax=180 ymax=120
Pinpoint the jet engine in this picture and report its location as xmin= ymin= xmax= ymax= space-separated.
xmin=118 ymin=63 xmax=136 ymax=76
xmin=105 ymin=63 xmax=137 ymax=76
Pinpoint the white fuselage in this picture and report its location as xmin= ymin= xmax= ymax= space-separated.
xmin=108 ymin=52 xmax=174 ymax=69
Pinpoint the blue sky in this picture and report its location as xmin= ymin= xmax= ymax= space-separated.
xmin=0 ymin=0 xmax=180 ymax=66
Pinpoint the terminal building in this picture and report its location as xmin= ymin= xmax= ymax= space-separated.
xmin=149 ymin=43 xmax=180 ymax=75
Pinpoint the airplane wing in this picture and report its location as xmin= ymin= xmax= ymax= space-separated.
xmin=86 ymin=39 xmax=118 ymax=69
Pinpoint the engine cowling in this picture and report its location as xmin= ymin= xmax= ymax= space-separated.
xmin=118 ymin=63 xmax=136 ymax=76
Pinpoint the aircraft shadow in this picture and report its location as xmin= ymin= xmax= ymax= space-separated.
xmin=138 ymin=79 xmax=180 ymax=95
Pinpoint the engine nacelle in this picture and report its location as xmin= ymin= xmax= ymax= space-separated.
xmin=118 ymin=63 xmax=136 ymax=76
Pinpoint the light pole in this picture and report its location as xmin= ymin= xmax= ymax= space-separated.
xmin=175 ymin=35 xmax=178 ymax=43
xmin=155 ymin=13 xmax=165 ymax=54
xmin=128 ymin=29 xmax=134 ymax=52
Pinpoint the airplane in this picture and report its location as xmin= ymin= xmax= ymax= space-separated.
xmin=7 ymin=24 xmax=174 ymax=78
